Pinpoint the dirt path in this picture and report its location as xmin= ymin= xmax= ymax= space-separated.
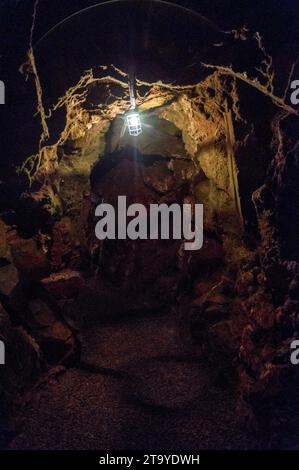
xmin=8 ymin=309 xmax=256 ymax=450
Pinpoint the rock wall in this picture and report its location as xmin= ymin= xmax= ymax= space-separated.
xmin=235 ymin=114 xmax=299 ymax=444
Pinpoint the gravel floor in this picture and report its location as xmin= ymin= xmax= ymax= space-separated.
xmin=7 ymin=310 xmax=257 ymax=450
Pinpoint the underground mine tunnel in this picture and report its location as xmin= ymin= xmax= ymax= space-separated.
xmin=0 ymin=0 xmax=299 ymax=453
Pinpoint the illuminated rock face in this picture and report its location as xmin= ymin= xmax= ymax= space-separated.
xmin=55 ymin=96 xmax=240 ymax=271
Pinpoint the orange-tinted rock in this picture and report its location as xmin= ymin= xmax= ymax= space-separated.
xmin=41 ymin=269 xmax=84 ymax=300
xmin=50 ymin=217 xmax=79 ymax=270
xmin=9 ymin=238 xmax=50 ymax=280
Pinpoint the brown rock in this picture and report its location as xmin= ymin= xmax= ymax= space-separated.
xmin=27 ymin=298 xmax=78 ymax=365
xmin=36 ymin=320 xmax=76 ymax=365
xmin=0 ymin=221 xmax=19 ymax=295
xmin=41 ymin=269 xmax=84 ymax=300
xmin=0 ymin=262 xmax=19 ymax=297
xmin=202 ymin=304 xmax=230 ymax=324
xmin=192 ymin=292 xmax=230 ymax=309
xmin=143 ymin=162 xmax=177 ymax=194
xmin=0 ymin=304 xmax=41 ymax=405
xmin=50 ymin=217 xmax=78 ymax=270
xmin=10 ymin=238 xmax=49 ymax=280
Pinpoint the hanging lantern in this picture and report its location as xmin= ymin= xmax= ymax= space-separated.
xmin=126 ymin=110 xmax=142 ymax=136
xmin=125 ymin=73 xmax=142 ymax=136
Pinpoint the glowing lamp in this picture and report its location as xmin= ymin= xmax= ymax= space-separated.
xmin=126 ymin=111 xmax=142 ymax=137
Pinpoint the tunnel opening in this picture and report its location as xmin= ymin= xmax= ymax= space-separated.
xmin=20 ymin=71 xmax=246 ymax=326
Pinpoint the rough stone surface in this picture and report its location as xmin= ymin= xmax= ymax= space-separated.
xmin=41 ymin=270 xmax=84 ymax=300
xmin=0 ymin=304 xmax=42 ymax=423
xmin=0 ymin=221 xmax=19 ymax=296
xmin=10 ymin=238 xmax=49 ymax=280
